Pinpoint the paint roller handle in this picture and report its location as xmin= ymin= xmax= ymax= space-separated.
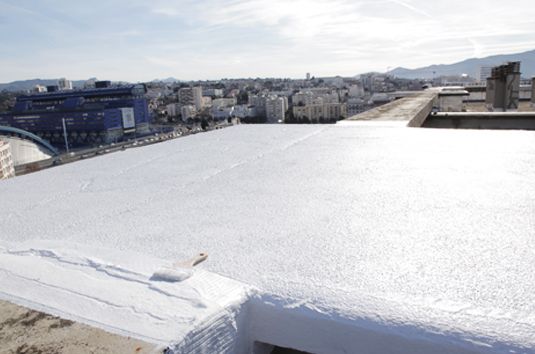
xmin=176 ymin=253 xmax=208 ymax=268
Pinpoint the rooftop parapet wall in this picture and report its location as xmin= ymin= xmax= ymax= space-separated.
xmin=345 ymin=90 xmax=438 ymax=127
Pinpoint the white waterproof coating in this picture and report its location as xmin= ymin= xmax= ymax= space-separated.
xmin=1 ymin=124 xmax=535 ymax=353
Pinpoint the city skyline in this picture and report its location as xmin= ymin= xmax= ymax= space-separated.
xmin=1 ymin=0 xmax=535 ymax=82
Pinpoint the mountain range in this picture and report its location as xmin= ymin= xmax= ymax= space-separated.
xmin=389 ymin=49 xmax=535 ymax=79
xmin=0 ymin=78 xmax=184 ymax=92
xmin=2 ymin=49 xmax=534 ymax=91
xmin=0 ymin=79 xmax=92 ymax=92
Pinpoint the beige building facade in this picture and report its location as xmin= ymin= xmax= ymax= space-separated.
xmin=0 ymin=140 xmax=15 ymax=180
xmin=293 ymin=103 xmax=347 ymax=122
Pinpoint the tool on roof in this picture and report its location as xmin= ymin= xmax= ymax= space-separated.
xmin=151 ymin=253 xmax=208 ymax=282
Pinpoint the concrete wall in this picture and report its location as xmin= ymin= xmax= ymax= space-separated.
xmin=466 ymin=86 xmax=532 ymax=102
xmin=439 ymin=95 xmax=465 ymax=112
xmin=423 ymin=113 xmax=535 ymax=130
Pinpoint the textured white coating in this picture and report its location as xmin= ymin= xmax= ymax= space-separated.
xmin=0 ymin=240 xmax=252 ymax=352
xmin=1 ymin=124 xmax=535 ymax=352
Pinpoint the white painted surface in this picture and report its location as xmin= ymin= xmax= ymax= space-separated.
xmin=1 ymin=124 xmax=535 ymax=353
xmin=0 ymin=240 xmax=252 ymax=353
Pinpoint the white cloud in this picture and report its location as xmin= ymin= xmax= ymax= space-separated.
xmin=2 ymin=0 xmax=535 ymax=81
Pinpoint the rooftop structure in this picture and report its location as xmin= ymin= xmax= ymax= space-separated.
xmin=178 ymin=86 xmax=203 ymax=111
xmin=486 ymin=62 xmax=521 ymax=111
xmin=1 ymin=116 xmax=535 ymax=353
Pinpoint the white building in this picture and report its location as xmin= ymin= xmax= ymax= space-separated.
xmin=212 ymin=98 xmax=237 ymax=108
xmin=293 ymin=103 xmax=347 ymax=122
xmin=33 ymin=85 xmax=47 ymax=93
xmin=233 ymin=105 xmax=256 ymax=119
xmin=292 ymin=92 xmax=314 ymax=106
xmin=202 ymin=96 xmax=212 ymax=108
xmin=58 ymin=78 xmax=73 ymax=91
xmin=293 ymin=90 xmax=339 ymax=106
xmin=166 ymin=103 xmax=180 ymax=117
xmin=265 ymin=97 xmax=286 ymax=123
xmin=203 ymin=88 xmax=224 ymax=97
xmin=179 ymin=87 xmax=203 ymax=110
xmin=84 ymin=78 xmax=97 ymax=89
xmin=1 ymin=136 xmax=56 ymax=167
xmin=0 ymin=140 xmax=15 ymax=180
xmin=180 ymin=105 xmax=197 ymax=121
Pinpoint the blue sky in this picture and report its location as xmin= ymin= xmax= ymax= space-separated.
xmin=1 ymin=0 xmax=535 ymax=82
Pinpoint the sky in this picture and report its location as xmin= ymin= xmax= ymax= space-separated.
xmin=1 ymin=0 xmax=535 ymax=82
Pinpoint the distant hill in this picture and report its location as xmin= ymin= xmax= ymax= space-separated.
xmin=0 ymin=78 xmax=140 ymax=92
xmin=152 ymin=77 xmax=180 ymax=83
xmin=389 ymin=49 xmax=535 ymax=79
xmin=0 ymin=79 xmax=89 ymax=92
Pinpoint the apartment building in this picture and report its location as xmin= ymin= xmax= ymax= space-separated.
xmin=0 ymin=140 xmax=15 ymax=180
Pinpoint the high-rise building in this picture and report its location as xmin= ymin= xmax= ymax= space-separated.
xmin=178 ymin=87 xmax=203 ymax=110
xmin=265 ymin=97 xmax=286 ymax=123
xmin=166 ymin=103 xmax=179 ymax=117
xmin=0 ymin=140 xmax=15 ymax=180
xmin=248 ymin=95 xmax=268 ymax=116
xmin=306 ymin=73 xmax=311 ymax=81
xmin=292 ymin=92 xmax=314 ymax=106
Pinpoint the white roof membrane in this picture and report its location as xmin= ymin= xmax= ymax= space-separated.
xmin=1 ymin=124 xmax=535 ymax=353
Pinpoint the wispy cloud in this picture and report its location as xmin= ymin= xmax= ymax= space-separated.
xmin=1 ymin=0 xmax=535 ymax=81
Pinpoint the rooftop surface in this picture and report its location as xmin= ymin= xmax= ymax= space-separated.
xmin=1 ymin=124 xmax=535 ymax=353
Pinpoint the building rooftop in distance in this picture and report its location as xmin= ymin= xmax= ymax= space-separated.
xmin=1 ymin=122 xmax=535 ymax=353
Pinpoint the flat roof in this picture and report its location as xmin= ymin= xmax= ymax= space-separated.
xmin=1 ymin=124 xmax=535 ymax=353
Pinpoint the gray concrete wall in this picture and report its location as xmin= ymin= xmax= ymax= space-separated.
xmin=346 ymin=90 xmax=437 ymax=127
xmin=423 ymin=112 xmax=535 ymax=130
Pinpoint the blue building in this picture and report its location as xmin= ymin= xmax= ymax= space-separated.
xmin=0 ymin=84 xmax=151 ymax=147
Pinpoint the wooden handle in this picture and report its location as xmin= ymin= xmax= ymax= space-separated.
xmin=176 ymin=253 xmax=208 ymax=268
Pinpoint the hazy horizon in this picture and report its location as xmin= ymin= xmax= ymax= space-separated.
xmin=1 ymin=0 xmax=535 ymax=82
